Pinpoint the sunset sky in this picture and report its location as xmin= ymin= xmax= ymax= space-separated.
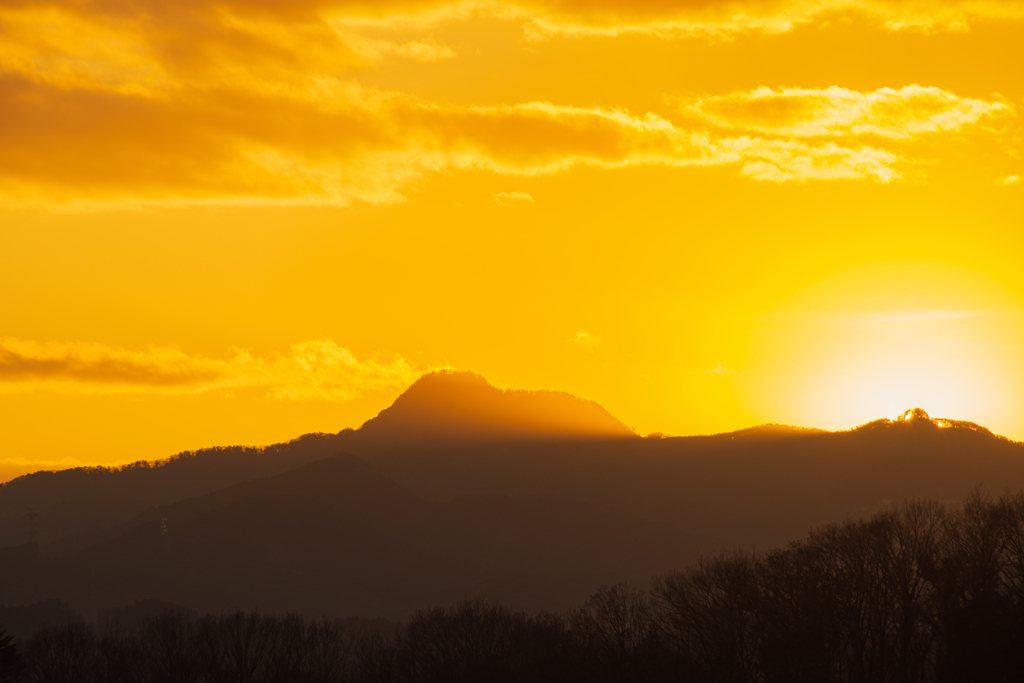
xmin=1 ymin=0 xmax=1022 ymax=480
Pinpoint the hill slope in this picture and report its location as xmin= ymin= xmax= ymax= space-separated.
xmin=2 ymin=373 xmax=1023 ymax=620
xmin=365 ymin=410 xmax=1024 ymax=550
xmin=0 ymin=454 xmax=706 ymax=619
xmin=0 ymin=371 xmax=635 ymax=550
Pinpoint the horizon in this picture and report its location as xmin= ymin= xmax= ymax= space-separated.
xmin=2 ymin=1 xmax=1023 ymax=480
xmin=1 ymin=369 xmax=1014 ymax=484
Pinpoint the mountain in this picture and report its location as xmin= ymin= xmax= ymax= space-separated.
xmin=0 ymin=455 xmax=705 ymax=619
xmin=0 ymin=432 xmax=351 ymax=553
xmin=0 ymin=371 xmax=633 ymax=550
xmin=350 ymin=370 xmax=636 ymax=449
xmin=350 ymin=413 xmax=1023 ymax=557
xmin=1 ymin=372 xmax=1023 ymax=621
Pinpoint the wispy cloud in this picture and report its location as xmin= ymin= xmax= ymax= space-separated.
xmin=1000 ymin=174 xmax=1021 ymax=185
xmin=0 ymin=339 xmax=223 ymax=387
xmin=319 ymin=1 xmax=1024 ymax=41
xmin=0 ymin=338 xmax=417 ymax=401
xmin=732 ymin=138 xmax=900 ymax=182
xmin=520 ymin=1 xmax=1024 ymax=39
xmin=762 ymin=309 xmax=1023 ymax=328
xmin=494 ymin=191 xmax=534 ymax=205
xmin=333 ymin=30 xmax=456 ymax=63
xmin=705 ymin=364 xmax=738 ymax=375
xmin=573 ymin=329 xmax=602 ymax=350
xmin=1 ymin=80 xmax=954 ymax=208
xmin=3 ymin=2 xmax=1022 ymax=96
xmin=865 ymin=310 xmax=977 ymax=324
xmin=685 ymin=86 xmax=1011 ymax=140
xmin=0 ymin=2 xmax=1015 ymax=207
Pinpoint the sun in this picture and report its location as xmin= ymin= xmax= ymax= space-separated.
xmin=741 ymin=263 xmax=1024 ymax=437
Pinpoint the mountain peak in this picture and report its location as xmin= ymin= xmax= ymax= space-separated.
xmin=896 ymin=407 xmax=932 ymax=422
xmin=355 ymin=370 xmax=636 ymax=445
xmin=855 ymin=407 xmax=1000 ymax=439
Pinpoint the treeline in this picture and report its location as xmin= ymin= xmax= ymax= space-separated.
xmin=2 ymin=491 xmax=1023 ymax=683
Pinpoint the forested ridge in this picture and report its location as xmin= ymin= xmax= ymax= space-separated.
xmin=2 ymin=490 xmax=1022 ymax=683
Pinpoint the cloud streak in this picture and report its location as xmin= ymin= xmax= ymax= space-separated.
xmin=494 ymin=191 xmax=534 ymax=204
xmin=2 ymin=1 xmax=1021 ymax=99
xmin=265 ymin=1 xmax=1024 ymax=40
xmin=573 ymin=329 xmax=602 ymax=350
xmin=0 ymin=1 xmax=1014 ymax=206
xmin=0 ymin=338 xmax=417 ymax=401
xmin=685 ymin=86 xmax=1011 ymax=139
xmin=6 ymin=2 xmax=1019 ymax=95
xmin=6 ymin=76 xmax=997 ymax=206
xmin=518 ymin=0 xmax=1024 ymax=39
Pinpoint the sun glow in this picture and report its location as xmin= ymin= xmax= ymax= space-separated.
xmin=743 ymin=264 xmax=1024 ymax=435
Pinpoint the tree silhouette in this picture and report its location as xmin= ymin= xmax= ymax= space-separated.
xmin=0 ymin=629 xmax=22 ymax=683
xmin=11 ymin=490 xmax=1024 ymax=683
xmin=24 ymin=622 xmax=96 ymax=683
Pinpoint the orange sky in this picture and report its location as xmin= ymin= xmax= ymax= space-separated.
xmin=1 ymin=0 xmax=1022 ymax=481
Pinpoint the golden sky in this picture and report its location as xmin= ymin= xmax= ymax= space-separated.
xmin=1 ymin=0 xmax=1022 ymax=480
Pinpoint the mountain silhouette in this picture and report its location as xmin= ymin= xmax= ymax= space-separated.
xmin=0 ymin=432 xmax=351 ymax=554
xmin=357 ymin=404 xmax=1024 ymax=549
xmin=2 ymin=455 xmax=704 ymax=619
xmin=0 ymin=371 xmax=635 ymax=551
xmin=1 ymin=372 xmax=1023 ymax=621
xmin=350 ymin=370 xmax=636 ymax=449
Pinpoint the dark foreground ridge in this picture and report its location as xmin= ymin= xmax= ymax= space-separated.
xmin=1 ymin=372 xmax=1024 ymax=621
xmin=1 ymin=491 xmax=1022 ymax=683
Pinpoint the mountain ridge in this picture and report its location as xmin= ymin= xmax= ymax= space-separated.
xmin=1 ymin=371 xmax=1019 ymax=554
xmin=8 ymin=370 xmax=1010 ymax=492
xmin=1 ymin=370 xmax=1022 ymax=619
xmin=3 ymin=453 xmax=708 ymax=618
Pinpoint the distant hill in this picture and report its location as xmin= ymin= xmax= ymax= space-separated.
xmin=375 ymin=409 xmax=1024 ymax=546
xmin=0 ymin=432 xmax=351 ymax=553
xmin=350 ymin=370 xmax=636 ymax=449
xmin=0 ymin=371 xmax=634 ymax=550
xmin=1 ymin=372 xmax=1023 ymax=620
xmin=1 ymin=455 xmax=705 ymax=619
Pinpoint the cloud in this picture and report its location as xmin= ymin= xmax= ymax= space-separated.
xmin=380 ymin=1 xmax=1024 ymax=40
xmin=866 ymin=310 xmax=976 ymax=324
xmin=259 ymin=340 xmax=418 ymax=401
xmin=0 ymin=338 xmax=417 ymax=401
xmin=294 ymin=1 xmax=1024 ymax=40
xmin=494 ymin=191 xmax=534 ymax=205
xmin=333 ymin=30 xmax=456 ymax=63
xmin=518 ymin=1 xmax=1024 ymax=39
xmin=2 ymin=1 xmax=1022 ymax=93
xmin=705 ymin=364 xmax=738 ymax=375
xmin=763 ymin=309 xmax=1022 ymax=328
xmin=685 ymin=86 xmax=1012 ymax=139
xmin=731 ymin=138 xmax=900 ymax=182
xmin=0 ymin=339 xmax=223 ymax=387
xmin=0 ymin=2 xmax=1014 ymax=207
xmin=1000 ymin=174 xmax=1021 ymax=185
xmin=0 ymin=76 xmax=944 ymax=208
xmin=573 ymin=329 xmax=602 ymax=349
